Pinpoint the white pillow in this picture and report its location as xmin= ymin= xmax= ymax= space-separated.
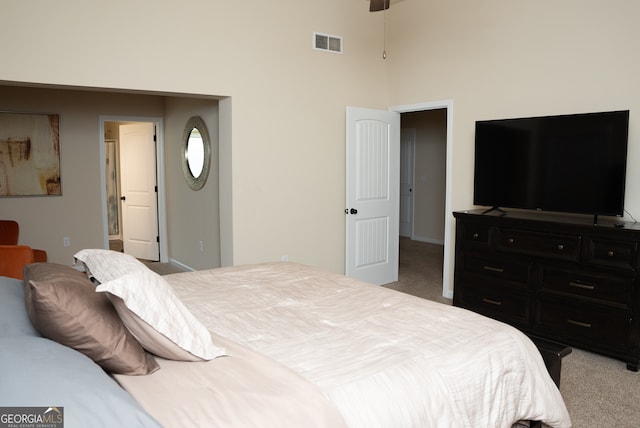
xmin=74 ymin=249 xmax=146 ymax=282
xmin=74 ymin=249 xmax=225 ymax=361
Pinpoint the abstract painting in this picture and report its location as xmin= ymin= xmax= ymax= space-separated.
xmin=105 ymin=139 xmax=120 ymax=236
xmin=0 ymin=112 xmax=61 ymax=196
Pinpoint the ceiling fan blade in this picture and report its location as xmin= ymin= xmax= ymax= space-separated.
xmin=370 ymin=0 xmax=389 ymax=12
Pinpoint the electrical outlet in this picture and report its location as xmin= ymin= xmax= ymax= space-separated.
xmin=199 ymin=241 xmax=204 ymax=252
xmin=281 ymin=255 xmax=289 ymax=262
xmin=63 ymin=237 xmax=71 ymax=247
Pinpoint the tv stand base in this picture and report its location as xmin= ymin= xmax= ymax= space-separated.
xmin=481 ymin=206 xmax=506 ymax=215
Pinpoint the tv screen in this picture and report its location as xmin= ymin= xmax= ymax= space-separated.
xmin=473 ymin=110 xmax=629 ymax=217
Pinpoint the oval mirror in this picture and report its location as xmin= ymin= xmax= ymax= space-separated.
xmin=181 ymin=116 xmax=211 ymax=190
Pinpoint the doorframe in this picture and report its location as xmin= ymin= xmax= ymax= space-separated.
xmin=390 ymin=100 xmax=454 ymax=299
xmin=98 ymin=115 xmax=169 ymax=263
xmin=399 ymin=127 xmax=416 ymax=239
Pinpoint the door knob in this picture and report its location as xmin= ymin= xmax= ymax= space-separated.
xmin=120 ymin=196 xmax=126 ymax=201
xmin=350 ymin=208 xmax=358 ymax=215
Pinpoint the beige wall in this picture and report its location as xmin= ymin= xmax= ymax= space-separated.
xmin=0 ymin=86 xmax=164 ymax=264
xmin=1 ymin=1 xmax=639 ymax=290
xmin=389 ymin=0 xmax=640 ymax=295
xmin=0 ymin=0 xmax=389 ymax=274
xmin=390 ymin=0 xmax=640 ymax=212
xmin=0 ymin=86 xmax=222 ymax=270
xmin=164 ymin=98 xmax=221 ymax=270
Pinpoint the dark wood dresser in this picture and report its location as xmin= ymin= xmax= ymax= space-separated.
xmin=452 ymin=209 xmax=640 ymax=371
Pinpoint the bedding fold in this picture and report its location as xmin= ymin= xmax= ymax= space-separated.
xmin=114 ymin=332 xmax=347 ymax=428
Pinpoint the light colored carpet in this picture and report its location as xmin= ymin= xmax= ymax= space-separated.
xmin=386 ymin=238 xmax=640 ymax=428
xmin=139 ymin=259 xmax=186 ymax=275
xmin=384 ymin=237 xmax=450 ymax=304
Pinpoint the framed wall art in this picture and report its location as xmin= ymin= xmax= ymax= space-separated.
xmin=0 ymin=112 xmax=61 ymax=196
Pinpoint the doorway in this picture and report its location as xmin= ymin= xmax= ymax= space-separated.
xmin=400 ymin=109 xmax=447 ymax=244
xmin=392 ymin=101 xmax=453 ymax=298
xmin=100 ymin=116 xmax=168 ymax=263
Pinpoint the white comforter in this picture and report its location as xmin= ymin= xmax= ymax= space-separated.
xmin=115 ymin=331 xmax=348 ymax=428
xmin=164 ymin=262 xmax=571 ymax=428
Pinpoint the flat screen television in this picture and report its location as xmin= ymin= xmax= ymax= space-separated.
xmin=473 ymin=110 xmax=630 ymax=218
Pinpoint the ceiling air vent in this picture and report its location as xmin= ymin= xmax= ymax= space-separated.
xmin=313 ymin=32 xmax=343 ymax=54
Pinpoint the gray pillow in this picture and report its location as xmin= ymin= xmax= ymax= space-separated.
xmin=23 ymin=263 xmax=159 ymax=375
xmin=0 ymin=275 xmax=40 ymax=337
xmin=0 ymin=336 xmax=161 ymax=428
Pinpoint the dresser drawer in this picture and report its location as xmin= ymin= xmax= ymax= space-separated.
xmin=497 ymin=229 xmax=581 ymax=262
xmin=456 ymin=279 xmax=530 ymax=325
xmin=460 ymin=222 xmax=491 ymax=247
xmin=540 ymin=265 xmax=633 ymax=307
xmin=586 ymin=238 xmax=637 ymax=270
xmin=536 ymin=298 xmax=630 ymax=349
xmin=462 ymin=253 xmax=530 ymax=284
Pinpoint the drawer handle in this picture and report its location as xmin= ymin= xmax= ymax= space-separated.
xmin=568 ymin=319 xmax=592 ymax=328
xmin=472 ymin=233 xmax=479 ymax=239
xmin=482 ymin=298 xmax=502 ymax=306
xmin=607 ymin=250 xmax=615 ymax=257
xmin=569 ymin=281 xmax=595 ymax=291
xmin=483 ymin=265 xmax=504 ymax=273
xmin=507 ymin=238 xmax=515 ymax=244
xmin=557 ymin=244 xmax=564 ymax=251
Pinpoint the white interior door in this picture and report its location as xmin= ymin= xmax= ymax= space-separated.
xmin=120 ymin=123 xmax=159 ymax=261
xmin=345 ymin=107 xmax=400 ymax=285
xmin=400 ymin=128 xmax=415 ymax=238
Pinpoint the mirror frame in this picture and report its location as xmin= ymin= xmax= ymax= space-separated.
xmin=181 ymin=115 xmax=212 ymax=191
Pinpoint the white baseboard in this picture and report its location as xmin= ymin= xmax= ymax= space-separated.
xmin=169 ymin=258 xmax=196 ymax=272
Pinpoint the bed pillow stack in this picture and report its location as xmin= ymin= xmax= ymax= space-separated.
xmin=1 ymin=275 xmax=162 ymax=427
xmin=23 ymin=263 xmax=159 ymax=375
xmin=74 ymin=249 xmax=225 ymax=362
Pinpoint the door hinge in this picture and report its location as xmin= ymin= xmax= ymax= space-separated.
xmin=156 ymin=236 xmax=160 ymax=243
xmin=155 ymin=185 xmax=158 ymax=192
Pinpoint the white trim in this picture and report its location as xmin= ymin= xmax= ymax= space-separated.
xmin=400 ymin=128 xmax=416 ymax=239
xmin=99 ymin=115 xmax=169 ymax=263
xmin=169 ymin=258 xmax=195 ymax=272
xmin=390 ymin=100 xmax=454 ymax=299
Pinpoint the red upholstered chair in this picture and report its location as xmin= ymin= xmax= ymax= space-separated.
xmin=0 ymin=245 xmax=35 ymax=280
xmin=31 ymin=248 xmax=48 ymax=263
xmin=0 ymin=220 xmax=48 ymax=262
xmin=0 ymin=220 xmax=19 ymax=245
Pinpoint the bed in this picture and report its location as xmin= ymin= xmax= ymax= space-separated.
xmin=1 ymin=249 xmax=572 ymax=428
